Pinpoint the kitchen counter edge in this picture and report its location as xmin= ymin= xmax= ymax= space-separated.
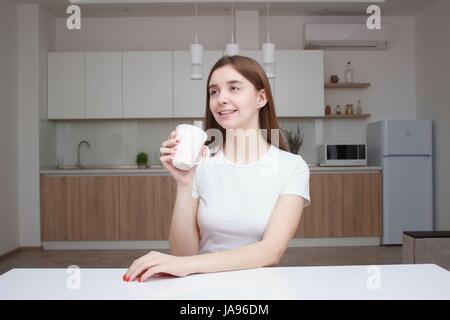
xmin=40 ymin=166 xmax=382 ymax=176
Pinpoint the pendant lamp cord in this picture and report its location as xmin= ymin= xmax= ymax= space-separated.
xmin=267 ymin=2 xmax=270 ymax=43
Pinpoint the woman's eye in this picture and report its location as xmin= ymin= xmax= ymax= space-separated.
xmin=210 ymin=90 xmax=217 ymax=96
xmin=231 ymin=86 xmax=240 ymax=91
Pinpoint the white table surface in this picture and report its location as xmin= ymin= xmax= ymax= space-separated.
xmin=0 ymin=264 xmax=449 ymax=300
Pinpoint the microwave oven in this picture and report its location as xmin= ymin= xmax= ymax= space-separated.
xmin=319 ymin=143 xmax=367 ymax=166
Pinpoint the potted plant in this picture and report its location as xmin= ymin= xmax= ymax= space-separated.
xmin=136 ymin=152 xmax=149 ymax=168
xmin=282 ymin=125 xmax=305 ymax=155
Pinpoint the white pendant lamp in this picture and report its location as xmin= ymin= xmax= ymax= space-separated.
xmin=190 ymin=43 xmax=203 ymax=80
xmin=225 ymin=3 xmax=239 ymax=56
xmin=262 ymin=2 xmax=275 ymax=78
xmin=190 ymin=1 xmax=203 ymax=79
xmin=225 ymin=43 xmax=239 ymax=56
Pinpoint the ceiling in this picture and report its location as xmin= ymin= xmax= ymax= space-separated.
xmin=28 ymin=0 xmax=437 ymax=17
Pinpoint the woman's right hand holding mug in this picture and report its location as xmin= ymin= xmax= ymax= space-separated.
xmin=159 ymin=130 xmax=207 ymax=187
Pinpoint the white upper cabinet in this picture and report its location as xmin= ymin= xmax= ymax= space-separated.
xmin=123 ymin=51 xmax=172 ymax=118
xmin=274 ymin=50 xmax=324 ymax=117
xmin=85 ymin=52 xmax=122 ymax=119
xmin=48 ymin=50 xmax=324 ymax=119
xmin=173 ymin=51 xmax=223 ymax=118
xmin=48 ymin=52 xmax=85 ymax=119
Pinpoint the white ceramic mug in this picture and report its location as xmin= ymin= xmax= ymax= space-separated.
xmin=172 ymin=124 xmax=210 ymax=170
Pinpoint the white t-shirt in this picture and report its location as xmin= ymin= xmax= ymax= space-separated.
xmin=191 ymin=144 xmax=310 ymax=254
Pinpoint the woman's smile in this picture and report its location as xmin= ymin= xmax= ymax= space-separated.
xmin=218 ymin=109 xmax=238 ymax=119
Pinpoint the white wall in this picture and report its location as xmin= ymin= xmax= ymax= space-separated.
xmin=51 ymin=15 xmax=417 ymax=165
xmin=319 ymin=17 xmax=416 ymax=152
xmin=17 ymin=4 xmax=55 ymax=247
xmin=39 ymin=6 xmax=56 ymax=167
xmin=415 ymin=0 xmax=450 ymax=230
xmin=0 ymin=0 xmax=19 ymax=256
xmin=18 ymin=3 xmax=41 ymax=247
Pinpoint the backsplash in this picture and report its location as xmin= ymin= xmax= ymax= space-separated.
xmin=49 ymin=118 xmax=369 ymax=168
xmin=55 ymin=119 xmax=185 ymax=167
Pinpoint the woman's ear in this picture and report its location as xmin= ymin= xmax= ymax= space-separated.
xmin=257 ymin=89 xmax=268 ymax=109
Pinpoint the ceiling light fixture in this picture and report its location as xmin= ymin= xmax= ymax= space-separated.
xmin=190 ymin=1 xmax=203 ymax=79
xmin=224 ymin=2 xmax=239 ymax=56
xmin=262 ymin=2 xmax=275 ymax=79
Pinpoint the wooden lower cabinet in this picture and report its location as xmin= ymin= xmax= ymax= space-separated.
xmin=79 ymin=176 xmax=120 ymax=240
xmin=41 ymin=176 xmax=80 ymax=241
xmin=342 ymin=173 xmax=381 ymax=237
xmin=296 ymin=172 xmax=381 ymax=238
xmin=119 ymin=176 xmax=174 ymax=240
xmin=41 ymin=176 xmax=119 ymax=240
xmin=41 ymin=172 xmax=380 ymax=241
xmin=41 ymin=175 xmax=175 ymax=241
xmin=299 ymin=173 xmax=345 ymax=237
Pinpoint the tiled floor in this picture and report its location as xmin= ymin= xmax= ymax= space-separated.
xmin=0 ymin=246 xmax=402 ymax=276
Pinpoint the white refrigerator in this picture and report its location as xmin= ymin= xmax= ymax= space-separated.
xmin=367 ymin=120 xmax=433 ymax=245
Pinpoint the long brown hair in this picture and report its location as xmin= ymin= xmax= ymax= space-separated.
xmin=203 ymin=55 xmax=288 ymax=152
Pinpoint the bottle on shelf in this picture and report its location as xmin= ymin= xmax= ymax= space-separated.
xmin=344 ymin=61 xmax=354 ymax=83
xmin=345 ymin=104 xmax=354 ymax=115
xmin=335 ymin=104 xmax=341 ymax=115
xmin=325 ymin=105 xmax=331 ymax=115
xmin=356 ymin=100 xmax=362 ymax=114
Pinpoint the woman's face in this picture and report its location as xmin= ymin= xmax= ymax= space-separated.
xmin=208 ymin=65 xmax=267 ymax=131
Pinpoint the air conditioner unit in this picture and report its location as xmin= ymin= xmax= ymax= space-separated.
xmin=304 ymin=24 xmax=391 ymax=50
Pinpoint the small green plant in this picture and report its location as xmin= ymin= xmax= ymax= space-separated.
xmin=136 ymin=152 xmax=148 ymax=167
xmin=282 ymin=125 xmax=305 ymax=154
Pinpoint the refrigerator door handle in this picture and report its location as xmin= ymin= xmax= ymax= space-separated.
xmin=383 ymin=154 xmax=431 ymax=157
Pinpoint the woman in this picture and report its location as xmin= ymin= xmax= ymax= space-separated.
xmin=123 ymin=55 xmax=310 ymax=282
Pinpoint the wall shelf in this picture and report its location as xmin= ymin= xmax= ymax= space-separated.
xmin=321 ymin=114 xmax=371 ymax=119
xmin=325 ymin=83 xmax=370 ymax=88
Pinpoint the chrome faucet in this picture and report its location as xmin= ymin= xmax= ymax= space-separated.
xmin=76 ymin=140 xmax=91 ymax=168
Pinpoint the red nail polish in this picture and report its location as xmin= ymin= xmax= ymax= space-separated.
xmin=122 ymin=275 xmax=126 ymax=281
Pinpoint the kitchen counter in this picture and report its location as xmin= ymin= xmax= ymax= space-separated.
xmin=40 ymin=165 xmax=169 ymax=176
xmin=0 ymin=264 xmax=449 ymax=299
xmin=308 ymin=165 xmax=382 ymax=172
xmin=40 ymin=165 xmax=382 ymax=175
